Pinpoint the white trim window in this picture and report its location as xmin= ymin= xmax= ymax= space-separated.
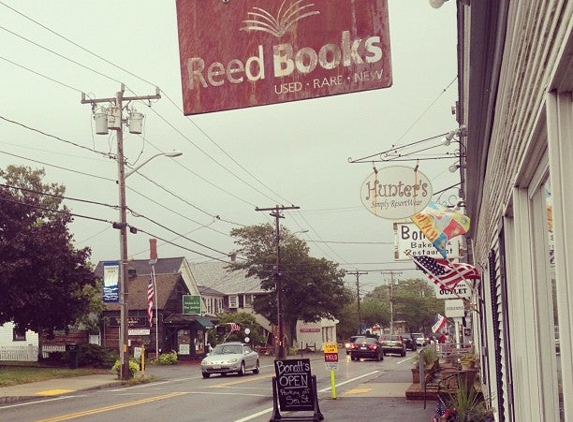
xmin=228 ymin=295 xmax=238 ymax=309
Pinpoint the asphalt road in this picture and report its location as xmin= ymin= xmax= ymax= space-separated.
xmin=0 ymin=351 xmax=434 ymax=422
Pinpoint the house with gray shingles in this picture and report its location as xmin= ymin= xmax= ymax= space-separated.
xmin=190 ymin=261 xmax=339 ymax=351
xmin=94 ymin=256 xmax=215 ymax=361
xmin=190 ymin=261 xmax=273 ymax=339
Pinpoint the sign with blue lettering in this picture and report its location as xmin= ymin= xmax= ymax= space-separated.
xmin=103 ymin=261 xmax=120 ymax=303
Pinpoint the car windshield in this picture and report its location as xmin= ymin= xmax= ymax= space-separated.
xmin=383 ymin=335 xmax=400 ymax=341
xmin=359 ymin=338 xmax=377 ymax=344
xmin=212 ymin=345 xmax=243 ymax=355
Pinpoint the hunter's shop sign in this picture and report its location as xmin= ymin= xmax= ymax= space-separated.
xmin=176 ymin=0 xmax=392 ymax=114
xmin=361 ymin=166 xmax=433 ymax=220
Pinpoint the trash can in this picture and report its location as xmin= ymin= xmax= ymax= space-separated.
xmin=66 ymin=344 xmax=80 ymax=369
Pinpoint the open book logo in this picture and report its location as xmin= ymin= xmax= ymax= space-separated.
xmin=241 ymin=0 xmax=320 ymax=38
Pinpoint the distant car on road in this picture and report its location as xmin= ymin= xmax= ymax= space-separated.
xmin=349 ymin=337 xmax=384 ymax=361
xmin=201 ymin=342 xmax=260 ymax=378
xmin=401 ymin=333 xmax=417 ymax=351
xmin=412 ymin=332 xmax=427 ymax=347
xmin=345 ymin=335 xmax=365 ymax=355
xmin=380 ymin=334 xmax=406 ymax=357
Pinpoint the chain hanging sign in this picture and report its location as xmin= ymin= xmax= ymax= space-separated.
xmin=360 ymin=166 xmax=433 ymax=220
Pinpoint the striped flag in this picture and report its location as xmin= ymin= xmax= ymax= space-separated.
xmin=412 ymin=255 xmax=480 ymax=290
xmin=147 ymin=275 xmax=154 ymax=328
xmin=229 ymin=322 xmax=240 ymax=333
xmin=432 ymin=314 xmax=447 ymax=333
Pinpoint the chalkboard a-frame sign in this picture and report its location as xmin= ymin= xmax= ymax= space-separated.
xmin=270 ymin=359 xmax=324 ymax=422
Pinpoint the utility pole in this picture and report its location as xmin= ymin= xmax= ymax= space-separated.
xmin=81 ymin=85 xmax=161 ymax=380
xmin=381 ymin=270 xmax=402 ymax=334
xmin=255 ymin=205 xmax=299 ymax=359
xmin=349 ymin=270 xmax=368 ymax=334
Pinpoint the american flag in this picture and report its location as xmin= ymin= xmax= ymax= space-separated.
xmin=412 ymin=255 xmax=480 ymax=290
xmin=147 ymin=275 xmax=154 ymax=328
xmin=229 ymin=322 xmax=240 ymax=333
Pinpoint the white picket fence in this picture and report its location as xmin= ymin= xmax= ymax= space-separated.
xmin=41 ymin=344 xmax=66 ymax=359
xmin=0 ymin=345 xmax=39 ymax=362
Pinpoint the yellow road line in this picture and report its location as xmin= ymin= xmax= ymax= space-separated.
xmin=35 ymin=392 xmax=188 ymax=422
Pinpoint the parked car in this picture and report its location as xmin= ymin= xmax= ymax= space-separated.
xmin=412 ymin=332 xmax=427 ymax=347
xmin=345 ymin=335 xmax=365 ymax=354
xmin=401 ymin=333 xmax=417 ymax=351
xmin=349 ymin=337 xmax=384 ymax=361
xmin=380 ymin=334 xmax=406 ymax=357
xmin=201 ymin=342 xmax=260 ymax=378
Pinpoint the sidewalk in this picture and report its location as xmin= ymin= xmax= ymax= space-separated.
xmin=0 ymin=373 xmax=122 ymax=404
xmin=0 ymin=359 xmax=436 ymax=421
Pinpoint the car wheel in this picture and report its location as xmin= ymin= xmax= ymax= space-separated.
xmin=238 ymin=362 xmax=245 ymax=376
xmin=202 ymin=372 xmax=210 ymax=379
xmin=253 ymin=360 xmax=260 ymax=374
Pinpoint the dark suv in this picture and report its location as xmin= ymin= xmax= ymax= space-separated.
xmin=401 ymin=333 xmax=417 ymax=351
xmin=380 ymin=334 xmax=407 ymax=357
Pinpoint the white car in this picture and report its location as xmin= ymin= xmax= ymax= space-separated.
xmin=412 ymin=332 xmax=427 ymax=347
xmin=201 ymin=342 xmax=260 ymax=378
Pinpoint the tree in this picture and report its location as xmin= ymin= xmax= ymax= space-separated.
xmin=229 ymin=224 xmax=352 ymax=346
xmin=212 ymin=312 xmax=265 ymax=346
xmin=0 ymin=165 xmax=98 ymax=337
xmin=364 ymin=278 xmax=443 ymax=333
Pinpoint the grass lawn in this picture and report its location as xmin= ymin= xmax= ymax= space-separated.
xmin=0 ymin=364 xmax=109 ymax=387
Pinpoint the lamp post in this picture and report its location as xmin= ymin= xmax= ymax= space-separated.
xmin=81 ymin=86 xmax=184 ymax=380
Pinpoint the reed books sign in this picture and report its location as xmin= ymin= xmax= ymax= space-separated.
xmin=176 ymin=0 xmax=392 ymax=114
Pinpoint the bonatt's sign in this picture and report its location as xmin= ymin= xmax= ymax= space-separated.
xmin=360 ymin=166 xmax=433 ymax=220
xmin=175 ymin=0 xmax=392 ymax=114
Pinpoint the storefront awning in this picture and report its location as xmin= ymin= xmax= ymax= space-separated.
xmin=163 ymin=314 xmax=215 ymax=329
xmin=195 ymin=316 xmax=215 ymax=329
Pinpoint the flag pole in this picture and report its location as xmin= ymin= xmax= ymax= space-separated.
xmin=406 ymin=251 xmax=478 ymax=312
xmin=152 ymin=265 xmax=159 ymax=359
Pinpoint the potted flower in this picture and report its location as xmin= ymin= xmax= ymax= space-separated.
xmin=412 ymin=346 xmax=439 ymax=383
xmin=460 ymin=353 xmax=477 ymax=370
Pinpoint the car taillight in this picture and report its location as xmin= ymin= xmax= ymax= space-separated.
xmin=368 ymin=344 xmax=377 ymax=350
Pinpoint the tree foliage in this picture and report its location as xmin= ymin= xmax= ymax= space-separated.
xmin=212 ymin=312 xmax=266 ymax=346
xmin=0 ymin=165 xmax=97 ymax=336
xmin=364 ymin=278 xmax=443 ymax=333
xmin=228 ymin=224 xmax=352 ymax=345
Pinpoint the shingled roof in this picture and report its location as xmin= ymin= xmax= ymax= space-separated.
xmin=94 ymin=257 xmax=186 ymax=278
xmin=104 ymin=273 xmax=184 ymax=311
xmin=189 ymin=261 xmax=265 ymax=295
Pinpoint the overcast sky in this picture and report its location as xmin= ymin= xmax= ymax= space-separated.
xmin=0 ymin=1 xmax=459 ymax=295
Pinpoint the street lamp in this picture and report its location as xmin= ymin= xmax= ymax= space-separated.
xmin=125 ymin=151 xmax=183 ymax=178
xmin=81 ymin=86 xmax=186 ymax=380
xmin=117 ymin=149 xmax=182 ymax=379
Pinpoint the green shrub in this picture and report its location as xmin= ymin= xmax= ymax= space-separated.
xmin=79 ymin=344 xmax=118 ymax=368
xmin=156 ymin=351 xmax=178 ymax=365
xmin=111 ymin=358 xmax=140 ymax=378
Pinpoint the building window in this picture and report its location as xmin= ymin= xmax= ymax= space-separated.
xmin=244 ymin=294 xmax=254 ymax=307
xmin=13 ymin=326 xmax=26 ymax=342
xmin=228 ymin=295 xmax=238 ymax=308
